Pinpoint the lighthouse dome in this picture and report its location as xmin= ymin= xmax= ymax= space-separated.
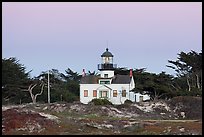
xmin=101 ymin=48 xmax=113 ymax=57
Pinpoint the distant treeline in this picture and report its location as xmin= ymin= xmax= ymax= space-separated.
xmin=2 ymin=50 xmax=202 ymax=105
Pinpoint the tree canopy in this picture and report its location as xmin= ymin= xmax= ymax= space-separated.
xmin=167 ymin=50 xmax=202 ymax=92
xmin=2 ymin=50 xmax=202 ymax=104
xmin=2 ymin=57 xmax=31 ymax=104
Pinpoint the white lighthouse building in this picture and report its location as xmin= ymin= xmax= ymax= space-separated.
xmin=80 ymin=48 xmax=150 ymax=104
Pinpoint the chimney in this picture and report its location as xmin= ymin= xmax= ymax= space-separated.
xmin=82 ymin=69 xmax=86 ymax=77
xmin=130 ymin=69 xmax=133 ymax=77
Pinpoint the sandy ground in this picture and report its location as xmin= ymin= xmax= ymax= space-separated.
xmin=2 ymin=96 xmax=202 ymax=135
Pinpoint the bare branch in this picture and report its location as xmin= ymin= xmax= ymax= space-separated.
xmin=27 ymin=84 xmax=37 ymax=103
xmin=34 ymin=83 xmax=45 ymax=101
xmin=30 ymin=84 xmax=37 ymax=91
xmin=170 ymin=84 xmax=178 ymax=91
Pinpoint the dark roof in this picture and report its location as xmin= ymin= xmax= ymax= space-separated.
xmin=111 ymin=74 xmax=131 ymax=84
xmin=80 ymin=75 xmax=99 ymax=84
xmin=101 ymin=48 xmax=114 ymax=57
xmin=80 ymin=74 xmax=131 ymax=84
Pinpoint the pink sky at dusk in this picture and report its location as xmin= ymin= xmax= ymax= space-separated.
xmin=2 ymin=2 xmax=202 ymax=77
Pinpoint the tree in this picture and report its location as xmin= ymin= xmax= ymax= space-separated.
xmin=61 ymin=68 xmax=81 ymax=96
xmin=114 ymin=67 xmax=129 ymax=75
xmin=22 ymin=81 xmax=45 ymax=104
xmin=152 ymin=72 xmax=175 ymax=100
xmin=63 ymin=68 xmax=81 ymax=82
xmin=167 ymin=60 xmax=191 ymax=91
xmin=167 ymin=50 xmax=202 ymax=92
xmin=132 ymin=68 xmax=175 ymax=100
xmin=2 ymin=57 xmax=31 ymax=104
xmin=34 ymin=68 xmax=80 ymax=103
xmin=34 ymin=69 xmax=64 ymax=103
xmin=88 ymin=70 xmax=99 ymax=76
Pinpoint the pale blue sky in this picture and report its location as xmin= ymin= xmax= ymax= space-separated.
xmin=2 ymin=2 xmax=202 ymax=77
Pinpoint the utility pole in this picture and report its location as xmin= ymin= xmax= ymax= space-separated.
xmin=48 ymin=70 xmax=50 ymax=104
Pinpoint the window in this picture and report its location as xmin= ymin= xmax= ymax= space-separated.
xmin=104 ymin=74 xmax=108 ymax=78
xmin=122 ymin=90 xmax=126 ymax=97
xmin=93 ymin=90 xmax=97 ymax=97
xmin=105 ymin=57 xmax=110 ymax=63
xmin=84 ymin=90 xmax=88 ymax=97
xmin=99 ymin=91 xmax=108 ymax=98
xmin=113 ymin=90 xmax=117 ymax=97
xmin=99 ymin=80 xmax=110 ymax=84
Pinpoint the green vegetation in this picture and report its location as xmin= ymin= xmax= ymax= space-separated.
xmin=2 ymin=50 xmax=202 ymax=105
xmin=2 ymin=58 xmax=81 ymax=105
xmin=124 ymin=99 xmax=133 ymax=104
xmin=89 ymin=98 xmax=113 ymax=105
xmin=2 ymin=57 xmax=31 ymax=104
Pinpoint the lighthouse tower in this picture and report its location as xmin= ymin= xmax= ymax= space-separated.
xmin=98 ymin=48 xmax=117 ymax=78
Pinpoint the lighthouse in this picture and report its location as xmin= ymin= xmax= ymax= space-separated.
xmin=79 ymin=48 xmax=150 ymax=104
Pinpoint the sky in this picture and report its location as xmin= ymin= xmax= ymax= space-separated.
xmin=2 ymin=2 xmax=202 ymax=78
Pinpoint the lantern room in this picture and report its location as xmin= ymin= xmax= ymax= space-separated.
xmin=98 ymin=48 xmax=117 ymax=71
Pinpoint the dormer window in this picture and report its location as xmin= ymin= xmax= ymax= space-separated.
xmin=99 ymin=79 xmax=110 ymax=84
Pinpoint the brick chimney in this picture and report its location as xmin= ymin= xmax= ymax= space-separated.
xmin=82 ymin=69 xmax=86 ymax=77
xmin=130 ymin=69 xmax=133 ymax=77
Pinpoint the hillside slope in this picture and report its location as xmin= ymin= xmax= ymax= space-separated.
xmin=2 ymin=96 xmax=202 ymax=135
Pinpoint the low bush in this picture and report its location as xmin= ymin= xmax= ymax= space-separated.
xmin=124 ymin=99 xmax=133 ymax=104
xmin=89 ymin=98 xmax=113 ymax=105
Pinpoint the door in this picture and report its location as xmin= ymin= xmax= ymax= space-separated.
xmin=139 ymin=96 xmax=143 ymax=102
xmin=99 ymin=91 xmax=108 ymax=98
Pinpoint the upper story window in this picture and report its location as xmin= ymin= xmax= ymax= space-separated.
xmin=99 ymin=80 xmax=110 ymax=84
xmin=99 ymin=79 xmax=111 ymax=84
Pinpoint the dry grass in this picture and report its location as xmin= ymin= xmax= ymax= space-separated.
xmin=2 ymin=96 xmax=202 ymax=135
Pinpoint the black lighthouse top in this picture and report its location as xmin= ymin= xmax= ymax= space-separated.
xmin=98 ymin=48 xmax=117 ymax=70
xmin=101 ymin=48 xmax=114 ymax=57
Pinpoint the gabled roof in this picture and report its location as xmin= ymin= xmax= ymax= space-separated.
xmin=80 ymin=74 xmax=131 ymax=84
xmin=80 ymin=75 xmax=99 ymax=84
xmin=96 ymin=85 xmax=112 ymax=90
xmin=111 ymin=74 xmax=131 ymax=84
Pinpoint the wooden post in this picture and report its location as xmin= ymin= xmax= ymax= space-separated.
xmin=48 ymin=70 xmax=50 ymax=104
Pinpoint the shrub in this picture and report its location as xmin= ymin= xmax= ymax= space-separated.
xmin=124 ymin=99 xmax=133 ymax=104
xmin=89 ymin=98 xmax=113 ymax=105
xmin=115 ymin=99 xmax=133 ymax=108
xmin=62 ymin=92 xmax=78 ymax=103
xmin=168 ymin=96 xmax=202 ymax=119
